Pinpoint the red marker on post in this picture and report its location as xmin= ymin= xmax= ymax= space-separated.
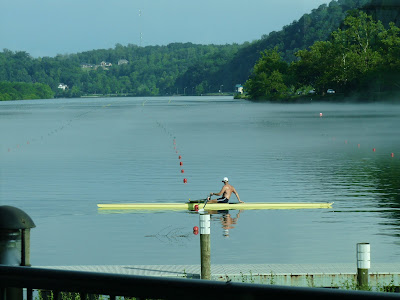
xmin=193 ymin=226 xmax=199 ymax=235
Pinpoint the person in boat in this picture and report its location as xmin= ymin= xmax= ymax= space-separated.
xmin=208 ymin=177 xmax=244 ymax=203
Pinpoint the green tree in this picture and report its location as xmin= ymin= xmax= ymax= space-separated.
xmin=292 ymin=11 xmax=391 ymax=95
xmin=292 ymin=40 xmax=334 ymax=92
xmin=244 ymin=48 xmax=289 ymax=100
xmin=0 ymin=82 xmax=53 ymax=100
xmin=330 ymin=11 xmax=384 ymax=90
xmin=378 ymin=22 xmax=400 ymax=90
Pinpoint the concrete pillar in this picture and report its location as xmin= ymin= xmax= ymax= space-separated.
xmin=357 ymin=243 xmax=370 ymax=290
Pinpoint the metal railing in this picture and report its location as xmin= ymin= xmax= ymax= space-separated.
xmin=1 ymin=265 xmax=399 ymax=300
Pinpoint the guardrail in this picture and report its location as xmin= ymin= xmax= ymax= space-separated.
xmin=1 ymin=266 xmax=400 ymax=300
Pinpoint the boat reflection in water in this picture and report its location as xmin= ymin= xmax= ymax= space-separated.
xmin=208 ymin=210 xmax=243 ymax=237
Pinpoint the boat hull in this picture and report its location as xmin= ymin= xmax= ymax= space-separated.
xmin=97 ymin=202 xmax=333 ymax=211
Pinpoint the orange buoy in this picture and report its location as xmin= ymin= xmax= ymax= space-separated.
xmin=193 ymin=225 xmax=199 ymax=235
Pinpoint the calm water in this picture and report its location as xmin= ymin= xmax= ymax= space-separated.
xmin=1 ymin=96 xmax=399 ymax=266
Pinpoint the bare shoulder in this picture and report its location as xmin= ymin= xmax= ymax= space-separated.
xmin=228 ymin=184 xmax=235 ymax=191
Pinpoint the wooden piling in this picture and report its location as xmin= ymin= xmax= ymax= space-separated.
xmin=200 ymin=214 xmax=211 ymax=280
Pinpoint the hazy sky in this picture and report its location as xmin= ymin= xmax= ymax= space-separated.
xmin=0 ymin=0 xmax=331 ymax=57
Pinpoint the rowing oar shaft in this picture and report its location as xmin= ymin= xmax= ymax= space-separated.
xmin=197 ymin=194 xmax=211 ymax=213
xmin=200 ymin=214 xmax=211 ymax=280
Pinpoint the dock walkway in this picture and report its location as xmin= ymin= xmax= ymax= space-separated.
xmin=38 ymin=263 xmax=400 ymax=288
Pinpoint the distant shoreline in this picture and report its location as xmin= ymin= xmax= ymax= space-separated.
xmin=238 ymin=91 xmax=400 ymax=104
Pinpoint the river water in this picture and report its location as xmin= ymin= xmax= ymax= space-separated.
xmin=1 ymin=96 xmax=399 ymax=266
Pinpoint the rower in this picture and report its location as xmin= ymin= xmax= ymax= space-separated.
xmin=208 ymin=177 xmax=244 ymax=203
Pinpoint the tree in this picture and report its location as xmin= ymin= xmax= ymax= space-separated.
xmin=292 ymin=41 xmax=334 ymax=92
xmin=329 ymin=11 xmax=384 ymax=91
xmin=381 ymin=22 xmax=400 ymax=68
xmin=244 ymin=48 xmax=289 ymax=100
xmin=292 ymin=11 xmax=392 ymax=95
xmin=0 ymin=82 xmax=54 ymax=100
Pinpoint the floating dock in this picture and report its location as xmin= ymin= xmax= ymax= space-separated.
xmin=38 ymin=263 xmax=400 ymax=288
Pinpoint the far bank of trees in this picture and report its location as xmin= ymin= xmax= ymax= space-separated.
xmin=245 ymin=12 xmax=400 ymax=101
xmin=0 ymin=43 xmax=242 ymax=99
xmin=0 ymin=82 xmax=53 ymax=101
xmin=1 ymin=0 xmax=400 ymax=101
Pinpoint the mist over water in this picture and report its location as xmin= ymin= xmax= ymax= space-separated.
xmin=0 ymin=97 xmax=399 ymax=266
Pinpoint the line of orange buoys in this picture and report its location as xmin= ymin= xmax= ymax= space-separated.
xmin=6 ymin=118 xmax=73 ymax=154
xmin=175 ymin=141 xmax=187 ymax=184
xmin=5 ymin=102 xmax=114 ymax=154
xmin=156 ymin=121 xmax=188 ymax=185
xmin=155 ymin=120 xmax=199 ymax=233
xmin=319 ymin=112 xmax=397 ymax=159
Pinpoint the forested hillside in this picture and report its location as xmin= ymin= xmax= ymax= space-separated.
xmin=245 ymin=11 xmax=400 ymax=100
xmin=362 ymin=0 xmax=400 ymax=27
xmin=0 ymin=43 xmax=242 ymax=98
xmin=0 ymin=0 xmax=399 ymax=100
xmin=179 ymin=0 xmax=371 ymax=94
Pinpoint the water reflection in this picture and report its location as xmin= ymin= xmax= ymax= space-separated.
xmin=144 ymin=225 xmax=192 ymax=246
xmin=209 ymin=210 xmax=243 ymax=237
xmin=326 ymin=153 xmax=400 ymax=240
xmin=368 ymin=157 xmax=400 ymax=238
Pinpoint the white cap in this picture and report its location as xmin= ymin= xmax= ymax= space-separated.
xmin=222 ymin=177 xmax=229 ymax=182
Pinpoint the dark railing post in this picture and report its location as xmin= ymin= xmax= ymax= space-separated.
xmin=0 ymin=206 xmax=35 ymax=300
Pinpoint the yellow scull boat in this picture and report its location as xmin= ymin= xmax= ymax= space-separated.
xmin=97 ymin=202 xmax=333 ymax=211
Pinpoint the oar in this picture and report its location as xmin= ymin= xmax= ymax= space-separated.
xmin=198 ymin=194 xmax=212 ymax=213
